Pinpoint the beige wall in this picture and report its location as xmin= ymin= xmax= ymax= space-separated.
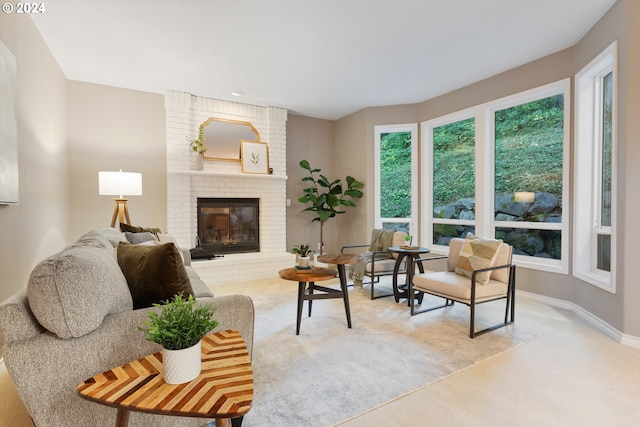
xmin=333 ymin=109 xmax=368 ymax=251
xmin=286 ymin=114 xmax=336 ymax=252
xmin=332 ymin=0 xmax=639 ymax=336
xmin=334 ymin=105 xmax=420 ymax=251
xmin=67 ymin=81 xmax=166 ymax=240
xmin=571 ymin=0 xmax=628 ymax=333
xmin=621 ymin=0 xmax=640 ymax=336
xmin=0 ymin=15 xmax=69 ymax=308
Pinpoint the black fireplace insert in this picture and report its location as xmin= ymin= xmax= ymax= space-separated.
xmin=196 ymin=198 xmax=259 ymax=254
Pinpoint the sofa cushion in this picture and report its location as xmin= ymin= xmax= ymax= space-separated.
xmin=124 ymin=231 xmax=156 ymax=244
xmin=73 ymin=230 xmax=114 ymax=250
xmin=454 ymin=233 xmax=502 ymax=285
xmin=27 ymin=245 xmax=133 ymax=339
xmin=186 ymin=266 xmax=214 ymax=299
xmin=156 ymin=232 xmax=186 ymax=263
xmin=117 ymin=242 xmax=194 ymax=309
xmin=95 ymin=227 xmax=128 ymax=248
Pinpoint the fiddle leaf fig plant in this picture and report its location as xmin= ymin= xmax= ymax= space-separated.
xmin=139 ymin=294 xmax=218 ymax=350
xmin=298 ymin=159 xmax=364 ymax=254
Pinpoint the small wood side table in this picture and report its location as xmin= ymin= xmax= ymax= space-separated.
xmin=317 ymin=252 xmax=363 ymax=290
xmin=388 ymin=246 xmax=431 ymax=305
xmin=278 ymin=266 xmax=347 ymax=335
xmin=77 ymin=330 xmax=253 ymax=427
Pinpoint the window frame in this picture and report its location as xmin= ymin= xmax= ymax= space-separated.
xmin=489 ymin=80 xmax=571 ymax=274
xmin=574 ymin=41 xmax=617 ymax=293
xmin=374 ymin=124 xmax=419 ymax=236
xmin=421 ymin=109 xmax=477 ymax=251
xmin=421 ymin=79 xmax=571 ymax=274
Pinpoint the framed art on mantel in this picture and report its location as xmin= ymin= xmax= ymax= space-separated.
xmin=0 ymin=40 xmax=19 ymax=204
xmin=241 ymin=141 xmax=269 ymax=174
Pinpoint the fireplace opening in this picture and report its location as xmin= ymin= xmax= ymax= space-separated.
xmin=197 ymin=198 xmax=259 ymax=254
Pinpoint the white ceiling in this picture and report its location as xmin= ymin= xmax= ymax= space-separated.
xmin=31 ymin=0 xmax=616 ymax=120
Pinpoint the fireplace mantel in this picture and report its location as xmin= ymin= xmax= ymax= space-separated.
xmin=168 ymin=169 xmax=287 ymax=180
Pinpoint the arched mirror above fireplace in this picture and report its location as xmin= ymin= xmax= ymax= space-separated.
xmin=201 ymin=117 xmax=260 ymax=161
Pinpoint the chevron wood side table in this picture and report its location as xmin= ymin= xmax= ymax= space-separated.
xmin=77 ymin=330 xmax=253 ymax=427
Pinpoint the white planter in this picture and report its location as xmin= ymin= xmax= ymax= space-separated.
xmin=162 ymin=340 xmax=201 ymax=384
xmin=297 ymin=256 xmax=310 ymax=268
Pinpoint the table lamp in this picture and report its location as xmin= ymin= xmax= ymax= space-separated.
xmin=99 ymin=169 xmax=142 ymax=227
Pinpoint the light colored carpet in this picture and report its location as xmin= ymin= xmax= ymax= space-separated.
xmin=0 ymin=278 xmax=535 ymax=427
xmin=4 ymin=279 xmax=640 ymax=426
xmin=241 ymin=279 xmax=535 ymax=427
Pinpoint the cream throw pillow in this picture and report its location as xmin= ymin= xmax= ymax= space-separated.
xmin=454 ymin=233 xmax=503 ymax=285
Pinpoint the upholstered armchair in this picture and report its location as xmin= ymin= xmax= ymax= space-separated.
xmin=409 ymin=236 xmax=516 ymax=338
xmin=341 ymin=229 xmax=408 ymax=299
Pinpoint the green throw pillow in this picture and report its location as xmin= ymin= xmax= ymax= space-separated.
xmin=117 ymin=242 xmax=194 ymax=309
xmin=119 ymin=223 xmax=163 ymax=235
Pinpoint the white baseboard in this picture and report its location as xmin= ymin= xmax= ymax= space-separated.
xmin=0 ymin=357 xmax=5 ymax=374
xmin=517 ymin=290 xmax=640 ymax=349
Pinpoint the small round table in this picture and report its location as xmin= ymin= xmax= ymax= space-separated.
xmin=279 ymin=266 xmax=348 ymax=335
xmin=316 ymin=252 xmax=363 ymax=290
xmin=388 ymin=246 xmax=431 ymax=304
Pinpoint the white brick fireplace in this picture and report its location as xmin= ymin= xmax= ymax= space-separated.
xmin=164 ymin=90 xmax=293 ymax=285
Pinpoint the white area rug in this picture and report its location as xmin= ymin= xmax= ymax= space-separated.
xmin=241 ymin=282 xmax=535 ymax=426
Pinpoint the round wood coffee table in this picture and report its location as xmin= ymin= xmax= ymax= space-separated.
xmin=278 ymin=266 xmax=350 ymax=335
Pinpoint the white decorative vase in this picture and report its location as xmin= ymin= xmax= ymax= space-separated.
xmin=162 ymin=340 xmax=201 ymax=384
xmin=297 ymin=256 xmax=310 ymax=268
xmin=193 ymin=155 xmax=204 ymax=171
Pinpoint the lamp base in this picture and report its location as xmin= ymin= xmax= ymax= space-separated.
xmin=110 ymin=198 xmax=131 ymax=228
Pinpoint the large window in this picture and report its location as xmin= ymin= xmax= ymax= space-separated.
xmin=423 ymin=80 xmax=570 ymax=273
xmin=374 ymin=124 xmax=418 ymax=237
xmin=493 ymin=94 xmax=565 ymax=261
xmin=429 ymin=115 xmax=476 ymax=245
xmin=574 ymin=42 xmax=617 ymax=292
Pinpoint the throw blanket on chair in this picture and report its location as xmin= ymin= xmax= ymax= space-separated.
xmin=348 ymin=229 xmax=395 ymax=288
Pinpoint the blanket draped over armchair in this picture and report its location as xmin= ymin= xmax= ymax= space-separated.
xmin=348 ymin=229 xmax=396 ymax=288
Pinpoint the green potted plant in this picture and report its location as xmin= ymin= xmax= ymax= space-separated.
xmin=139 ymin=294 xmax=218 ymax=384
xmin=297 ymin=160 xmax=364 ymax=254
xmin=291 ymin=243 xmax=312 ymax=268
xmin=404 ymin=233 xmax=414 ymax=248
xmin=188 ymin=124 xmax=206 ymax=171
xmin=189 ymin=124 xmax=207 ymax=156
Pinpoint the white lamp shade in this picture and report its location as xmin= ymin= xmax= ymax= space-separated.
xmin=99 ymin=171 xmax=142 ymax=197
